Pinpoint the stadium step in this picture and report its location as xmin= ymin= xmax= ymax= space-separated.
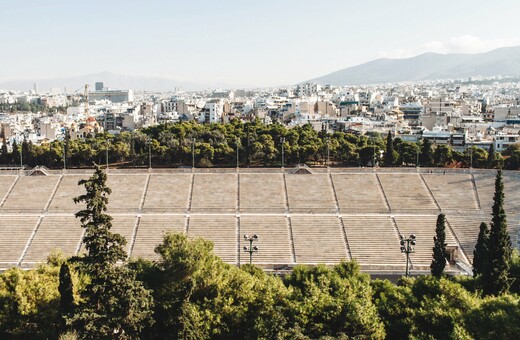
xmin=287 ymin=216 xmax=297 ymax=264
xmin=329 ymin=173 xmax=340 ymax=213
xmin=128 ymin=215 xmax=142 ymax=259
xmin=283 ymin=174 xmax=290 ymax=213
xmin=18 ymin=216 xmax=44 ymax=266
xmin=138 ymin=174 xmax=151 ymax=211
xmin=187 ymin=173 xmax=195 ymax=212
xmin=0 ymin=175 xmax=19 ymax=208
xmin=376 ymin=174 xmax=391 ymax=212
xmin=44 ymin=175 xmax=63 ymax=211
xmin=338 ymin=216 xmax=352 ymax=259
xmin=471 ymin=173 xmax=483 ymax=210
xmin=419 ymin=173 xmax=441 ymax=211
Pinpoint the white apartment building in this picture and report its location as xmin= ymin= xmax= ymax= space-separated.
xmin=494 ymin=133 xmax=520 ymax=151
xmin=296 ymin=83 xmax=321 ymax=97
xmin=200 ymin=101 xmax=223 ymax=123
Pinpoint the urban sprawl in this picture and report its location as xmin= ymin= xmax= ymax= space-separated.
xmin=1 ymin=77 xmax=520 ymax=168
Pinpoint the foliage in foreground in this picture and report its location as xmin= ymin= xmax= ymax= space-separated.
xmin=2 ymin=232 xmax=520 ymax=339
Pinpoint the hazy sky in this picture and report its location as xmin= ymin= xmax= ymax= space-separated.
xmin=1 ymin=0 xmax=520 ymax=87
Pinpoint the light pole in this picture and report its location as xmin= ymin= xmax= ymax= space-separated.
xmin=416 ymin=143 xmax=420 ymax=167
xmin=63 ymin=128 xmax=67 ymax=170
xmin=400 ymin=234 xmax=416 ymax=277
xmin=243 ymin=234 xmax=259 ymax=265
xmin=20 ymin=142 xmax=23 ymax=168
xmin=63 ymin=141 xmax=66 ymax=170
xmin=147 ymin=137 xmax=152 ymax=169
xmin=326 ymin=136 xmax=330 ymax=167
xmin=105 ymin=139 xmax=110 ymax=169
xmin=280 ymin=137 xmax=285 ymax=168
xmin=236 ymin=137 xmax=240 ymax=168
xmin=469 ymin=138 xmax=474 ymax=170
xmin=372 ymin=137 xmax=376 ymax=168
xmin=191 ymin=138 xmax=195 ymax=168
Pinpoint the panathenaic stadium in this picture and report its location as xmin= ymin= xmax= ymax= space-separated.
xmin=0 ymin=165 xmax=519 ymax=276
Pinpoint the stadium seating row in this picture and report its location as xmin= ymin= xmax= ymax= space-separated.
xmin=0 ymin=170 xmax=517 ymax=272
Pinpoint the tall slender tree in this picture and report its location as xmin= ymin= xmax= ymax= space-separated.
xmin=21 ymin=139 xmax=32 ymax=166
xmin=483 ymin=169 xmax=513 ymax=296
xmin=58 ymin=263 xmax=75 ymax=330
xmin=487 ymin=143 xmax=496 ymax=168
xmin=473 ymin=222 xmax=490 ymax=277
xmin=431 ymin=213 xmax=448 ymax=277
xmin=419 ymin=139 xmax=434 ymax=167
xmin=384 ymin=131 xmax=396 ymax=167
xmin=11 ymin=140 xmax=20 ymax=165
xmin=0 ymin=132 xmax=8 ymax=165
xmin=74 ymin=165 xmax=126 ymax=270
xmin=70 ymin=165 xmax=153 ymax=337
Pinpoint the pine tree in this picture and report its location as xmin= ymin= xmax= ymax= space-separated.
xmin=431 ymin=213 xmax=448 ymax=277
xmin=419 ymin=139 xmax=433 ymax=167
xmin=70 ymin=165 xmax=153 ymax=337
xmin=487 ymin=143 xmax=496 ymax=168
xmin=473 ymin=222 xmax=490 ymax=277
xmin=483 ymin=169 xmax=512 ymax=296
xmin=73 ymin=164 xmax=127 ymax=270
xmin=58 ymin=263 xmax=75 ymax=330
xmin=384 ymin=131 xmax=396 ymax=167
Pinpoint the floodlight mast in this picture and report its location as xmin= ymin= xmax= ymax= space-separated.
xmin=243 ymin=234 xmax=259 ymax=265
xmin=400 ymin=234 xmax=416 ymax=277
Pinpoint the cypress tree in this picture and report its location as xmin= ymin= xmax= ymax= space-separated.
xmin=487 ymin=143 xmax=495 ymax=168
xmin=0 ymin=134 xmax=8 ymax=165
xmin=483 ymin=169 xmax=512 ymax=296
xmin=11 ymin=140 xmax=20 ymax=165
xmin=58 ymin=263 xmax=75 ymax=329
xmin=419 ymin=139 xmax=433 ymax=167
xmin=431 ymin=213 xmax=448 ymax=277
xmin=473 ymin=222 xmax=490 ymax=277
xmin=384 ymin=131 xmax=396 ymax=167
xmin=22 ymin=139 xmax=31 ymax=166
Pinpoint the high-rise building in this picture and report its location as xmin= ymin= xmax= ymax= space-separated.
xmin=89 ymin=82 xmax=133 ymax=103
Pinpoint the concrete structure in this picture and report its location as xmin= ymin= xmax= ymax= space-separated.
xmin=0 ymin=168 xmax=518 ymax=276
xmin=90 ymin=88 xmax=134 ymax=103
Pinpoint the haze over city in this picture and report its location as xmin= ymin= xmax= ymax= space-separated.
xmin=2 ymin=0 xmax=520 ymax=87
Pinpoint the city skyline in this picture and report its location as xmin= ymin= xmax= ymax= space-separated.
xmin=2 ymin=0 xmax=520 ymax=87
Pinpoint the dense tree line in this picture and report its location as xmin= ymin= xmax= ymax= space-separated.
xmin=0 ymin=169 xmax=517 ymax=338
xmin=2 ymin=119 xmax=520 ymax=169
xmin=0 ymin=102 xmax=56 ymax=113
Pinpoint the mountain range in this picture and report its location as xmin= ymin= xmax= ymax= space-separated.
xmin=3 ymin=46 xmax=520 ymax=92
xmin=306 ymin=46 xmax=520 ymax=85
xmin=0 ymin=72 xmax=214 ymax=93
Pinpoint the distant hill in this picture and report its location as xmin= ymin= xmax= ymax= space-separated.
xmin=0 ymin=72 xmax=208 ymax=92
xmin=306 ymin=46 xmax=520 ymax=85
